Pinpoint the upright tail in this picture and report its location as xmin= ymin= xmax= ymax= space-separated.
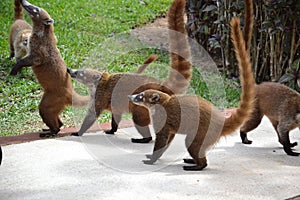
xmin=220 ymin=17 xmax=255 ymax=136
xmin=135 ymin=54 xmax=158 ymax=74
xmin=163 ymin=0 xmax=192 ymax=94
xmin=14 ymin=0 xmax=24 ymax=21
xmin=243 ymin=0 xmax=253 ymax=52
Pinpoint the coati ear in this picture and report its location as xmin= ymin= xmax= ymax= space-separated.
xmin=93 ymin=74 xmax=102 ymax=81
xmin=149 ymin=93 xmax=160 ymax=103
xmin=43 ymin=18 xmax=54 ymax=25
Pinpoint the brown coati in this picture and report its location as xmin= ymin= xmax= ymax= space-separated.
xmin=128 ymin=17 xmax=255 ymax=170
xmin=240 ymin=83 xmax=300 ymax=156
xmin=67 ymin=0 xmax=192 ymax=143
xmin=67 ymin=57 xmax=176 ymax=142
xmin=239 ymin=0 xmax=300 ymax=156
xmin=9 ymin=0 xmax=32 ymax=61
xmin=9 ymin=0 xmax=89 ymax=137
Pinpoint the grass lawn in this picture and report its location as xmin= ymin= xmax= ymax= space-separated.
xmin=0 ymin=0 xmax=240 ymax=136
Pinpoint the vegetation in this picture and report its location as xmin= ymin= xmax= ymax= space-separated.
xmin=0 ymin=0 xmax=240 ymax=136
xmin=186 ymin=0 xmax=300 ymax=89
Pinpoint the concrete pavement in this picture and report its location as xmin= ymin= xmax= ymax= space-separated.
xmin=0 ymin=117 xmax=300 ymax=200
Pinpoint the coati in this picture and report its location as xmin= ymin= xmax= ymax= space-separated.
xmin=128 ymin=16 xmax=255 ymax=170
xmin=239 ymin=0 xmax=300 ymax=156
xmin=240 ymin=83 xmax=300 ymax=156
xmin=68 ymin=0 xmax=192 ymax=143
xmin=9 ymin=0 xmax=32 ymax=61
xmin=9 ymin=0 xmax=89 ymax=137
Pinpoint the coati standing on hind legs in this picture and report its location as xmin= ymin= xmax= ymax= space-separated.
xmin=9 ymin=0 xmax=32 ymax=61
xmin=67 ymin=0 xmax=192 ymax=143
xmin=10 ymin=0 xmax=89 ymax=137
xmin=128 ymin=15 xmax=255 ymax=170
xmin=239 ymin=0 xmax=300 ymax=156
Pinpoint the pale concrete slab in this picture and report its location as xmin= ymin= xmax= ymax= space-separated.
xmin=0 ymin=117 xmax=300 ymax=200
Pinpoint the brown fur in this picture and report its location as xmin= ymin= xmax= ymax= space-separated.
xmin=9 ymin=0 xmax=32 ymax=61
xmin=67 ymin=0 xmax=192 ymax=143
xmin=240 ymin=83 xmax=300 ymax=156
xmin=239 ymin=0 xmax=300 ymax=156
xmin=128 ymin=16 xmax=255 ymax=170
xmin=10 ymin=0 xmax=89 ymax=137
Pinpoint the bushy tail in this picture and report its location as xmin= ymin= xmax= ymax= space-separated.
xmin=243 ymin=0 xmax=253 ymax=52
xmin=14 ymin=0 xmax=24 ymax=21
xmin=221 ymin=17 xmax=255 ymax=136
xmin=135 ymin=54 xmax=158 ymax=74
xmin=163 ymin=0 xmax=192 ymax=94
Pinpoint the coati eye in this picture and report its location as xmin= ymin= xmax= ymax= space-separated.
xmin=23 ymin=38 xmax=28 ymax=45
xmin=134 ymin=93 xmax=144 ymax=102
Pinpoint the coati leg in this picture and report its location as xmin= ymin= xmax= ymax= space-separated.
xmin=269 ymin=119 xmax=297 ymax=148
xmin=38 ymin=93 xmax=64 ymax=137
xmin=183 ymin=134 xmax=207 ymax=171
xmin=277 ymin=123 xmax=299 ymax=156
xmin=104 ymin=113 xmax=121 ymax=135
xmin=144 ymin=131 xmax=175 ymax=164
xmin=240 ymin=109 xmax=263 ymax=144
xmin=131 ymin=105 xmax=152 ymax=143
xmin=42 ymin=119 xmax=63 ymax=132
xmin=9 ymin=54 xmax=35 ymax=75
xmin=72 ymin=104 xmax=101 ymax=136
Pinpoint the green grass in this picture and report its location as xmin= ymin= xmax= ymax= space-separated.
xmin=0 ymin=0 xmax=240 ymax=136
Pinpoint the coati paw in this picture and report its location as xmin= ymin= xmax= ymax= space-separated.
xmin=104 ymin=130 xmax=115 ymax=135
xmin=290 ymin=142 xmax=298 ymax=148
xmin=131 ymin=137 xmax=152 ymax=143
xmin=240 ymin=132 xmax=252 ymax=144
xmin=39 ymin=132 xmax=56 ymax=138
xmin=284 ymin=146 xmax=300 ymax=156
xmin=183 ymin=158 xmax=196 ymax=164
xmin=143 ymin=160 xmax=155 ymax=165
xmin=183 ymin=164 xmax=207 ymax=171
xmin=145 ymin=154 xmax=153 ymax=159
xmin=9 ymin=67 xmax=19 ymax=76
xmin=71 ymin=132 xmax=80 ymax=136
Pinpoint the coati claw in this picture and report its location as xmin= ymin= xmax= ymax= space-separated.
xmin=131 ymin=137 xmax=152 ymax=143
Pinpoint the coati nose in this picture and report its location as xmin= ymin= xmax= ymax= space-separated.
xmin=67 ymin=68 xmax=77 ymax=78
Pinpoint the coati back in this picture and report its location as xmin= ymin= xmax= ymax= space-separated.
xmin=128 ymin=16 xmax=255 ymax=170
xmin=9 ymin=0 xmax=32 ymax=61
xmin=10 ymin=0 xmax=89 ymax=137
xmin=68 ymin=0 xmax=192 ymax=143
xmin=239 ymin=0 xmax=300 ymax=156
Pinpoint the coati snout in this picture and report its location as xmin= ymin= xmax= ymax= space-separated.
xmin=67 ymin=68 xmax=102 ymax=90
xmin=21 ymin=0 xmax=54 ymax=25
